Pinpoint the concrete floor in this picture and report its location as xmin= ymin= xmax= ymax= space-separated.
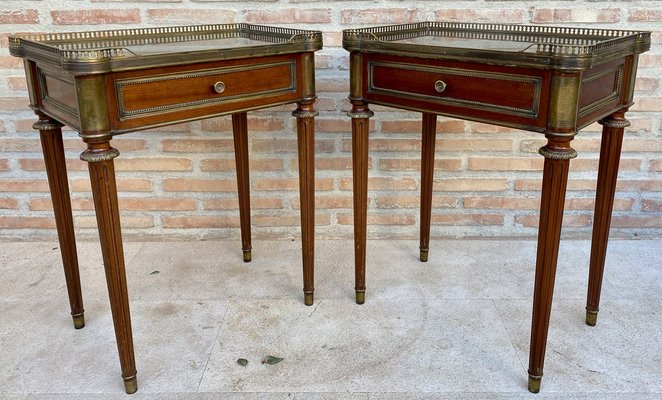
xmin=0 ymin=239 xmax=661 ymax=400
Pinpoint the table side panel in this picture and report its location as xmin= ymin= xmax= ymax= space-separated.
xmin=32 ymin=63 xmax=81 ymax=130
xmin=106 ymin=54 xmax=303 ymax=133
xmin=362 ymin=54 xmax=551 ymax=132
xmin=577 ymin=56 xmax=634 ymax=128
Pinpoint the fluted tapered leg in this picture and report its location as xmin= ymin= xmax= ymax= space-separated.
xmin=82 ymin=140 xmax=137 ymax=394
xmin=36 ymin=114 xmax=85 ymax=329
xmin=232 ymin=112 xmax=252 ymax=263
xmin=349 ymin=100 xmax=372 ymax=305
xmin=420 ymin=113 xmax=437 ymax=262
xmin=528 ymin=136 xmax=576 ymax=393
xmin=586 ymin=110 xmax=628 ymax=326
xmin=293 ymin=100 xmax=317 ymax=306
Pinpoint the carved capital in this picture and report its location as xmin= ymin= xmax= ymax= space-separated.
xmin=348 ymin=110 xmax=374 ymax=119
xmin=599 ymin=117 xmax=631 ymax=129
xmin=33 ymin=120 xmax=64 ymax=131
xmin=538 ymin=145 xmax=577 ymax=160
xmin=292 ymin=109 xmax=319 ymax=119
xmin=80 ymin=147 xmax=120 ymax=163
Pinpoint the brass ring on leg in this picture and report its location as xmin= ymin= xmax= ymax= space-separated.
xmin=72 ymin=312 xmax=85 ymax=329
xmin=123 ymin=375 xmax=138 ymax=394
xmin=304 ymin=292 xmax=314 ymax=306
xmin=420 ymin=249 xmax=429 ymax=262
xmin=586 ymin=310 xmax=598 ymax=326
xmin=528 ymin=374 xmax=542 ymax=393
xmin=355 ymin=290 xmax=365 ymax=305
xmin=243 ymin=250 xmax=252 ymax=263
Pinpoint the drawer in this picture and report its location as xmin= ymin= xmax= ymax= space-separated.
xmin=367 ymin=60 xmax=543 ymax=120
xmin=114 ymin=60 xmax=296 ymax=119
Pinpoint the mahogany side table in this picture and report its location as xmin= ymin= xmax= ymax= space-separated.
xmin=343 ymin=22 xmax=650 ymax=392
xmin=9 ymin=23 xmax=322 ymax=393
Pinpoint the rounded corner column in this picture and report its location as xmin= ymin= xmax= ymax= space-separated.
xmin=34 ymin=113 xmax=85 ymax=329
xmin=586 ymin=109 xmax=629 ymax=327
xmin=528 ymin=134 xmax=577 ymax=393
xmin=81 ymin=139 xmax=137 ymax=394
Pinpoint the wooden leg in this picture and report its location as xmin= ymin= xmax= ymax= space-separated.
xmin=81 ymin=140 xmax=137 ymax=394
xmin=586 ymin=110 xmax=628 ymax=326
xmin=232 ymin=112 xmax=252 ymax=263
xmin=349 ymin=101 xmax=373 ymax=304
xmin=293 ymin=100 xmax=317 ymax=306
xmin=35 ymin=115 xmax=85 ymax=329
xmin=420 ymin=113 xmax=437 ymax=262
xmin=528 ymin=136 xmax=577 ymax=393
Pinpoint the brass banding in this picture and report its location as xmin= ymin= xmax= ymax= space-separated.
xmin=538 ymin=146 xmax=578 ymax=160
xmin=33 ymin=120 xmax=64 ymax=131
xmin=80 ymin=147 xmax=120 ymax=163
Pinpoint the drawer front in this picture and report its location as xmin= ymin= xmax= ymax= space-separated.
xmin=367 ymin=60 xmax=544 ymax=121
xmin=115 ymin=60 xmax=296 ymax=119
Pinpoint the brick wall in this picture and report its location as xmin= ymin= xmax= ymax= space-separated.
xmin=1 ymin=1 xmax=661 ymax=241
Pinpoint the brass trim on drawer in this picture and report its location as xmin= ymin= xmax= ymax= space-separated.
xmin=115 ymin=60 xmax=296 ymax=118
xmin=368 ymin=61 xmax=542 ymax=118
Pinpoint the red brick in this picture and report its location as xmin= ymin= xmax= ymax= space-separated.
xmin=436 ymin=9 xmax=526 ymax=23
xmin=379 ymin=158 xmax=462 ymax=172
xmin=0 ymin=216 xmax=55 ymax=229
xmin=564 ymin=198 xmax=633 ymax=211
xmin=515 ymin=214 xmax=592 ymax=228
xmin=435 ymin=178 xmax=508 ymax=192
xmin=163 ymin=215 xmax=240 ymax=228
xmin=75 ymin=216 xmax=153 ymax=229
xmin=468 ymin=157 xmax=542 ymax=171
xmin=630 ymin=98 xmax=662 ymax=112
xmin=0 ymin=198 xmax=19 ymax=209
xmin=0 ymin=97 xmax=30 ymax=110
xmin=381 ymin=119 xmax=467 ymax=134
xmin=635 ymin=77 xmax=659 ymax=91
xmin=611 ymin=216 xmax=662 ymax=228
xmin=638 ymin=54 xmax=662 ymax=68
xmin=642 ymin=199 xmax=662 ymax=212
xmin=163 ymin=179 xmax=236 ymax=192
xmin=252 ymin=139 xmax=335 ymax=153
xmin=246 ymin=9 xmax=331 ymax=24
xmin=0 ymin=56 xmax=24 ymax=69
xmin=650 ymin=160 xmax=662 ymax=172
xmin=254 ymin=177 xmax=333 ymax=191
xmin=532 ymin=8 xmax=620 ymax=23
xmin=114 ymin=158 xmax=192 ymax=171
xmin=51 ymin=9 xmax=140 ymax=25
xmin=254 ymin=213 xmax=331 ymax=227
xmin=339 ymin=177 xmax=418 ymax=191
xmin=292 ymin=195 xmax=352 ymax=210
xmin=616 ymin=180 xmax=662 ymax=192
xmin=0 ymin=159 xmax=8 ymax=171
xmin=341 ymin=9 xmax=424 ymax=24
xmin=375 ymin=195 xmax=456 ymax=209
xmin=628 ymin=9 xmax=662 ymax=22
xmin=0 ymin=10 xmax=39 ymax=24
xmin=201 ymin=158 xmax=284 ymax=172
xmin=71 ymin=179 xmax=152 ymax=192
xmin=337 ymin=213 xmax=416 ymax=226
xmin=311 ymin=157 xmax=355 ymax=170
xmin=161 ymin=139 xmax=234 ymax=153
xmin=431 ymin=214 xmax=504 ymax=226
xmin=0 ymin=180 xmax=50 ymax=192
xmin=147 ymin=9 xmax=235 ymax=24
xmin=515 ymin=179 xmax=597 ymax=191
xmin=204 ymin=197 xmax=283 ymax=210
xmin=463 ymin=197 xmax=540 ymax=210
xmin=7 ymin=77 xmax=28 ymax=91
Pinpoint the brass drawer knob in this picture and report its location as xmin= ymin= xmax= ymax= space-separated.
xmin=434 ymin=80 xmax=447 ymax=93
xmin=213 ymin=81 xmax=226 ymax=94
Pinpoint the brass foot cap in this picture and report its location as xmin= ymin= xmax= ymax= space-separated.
xmin=356 ymin=291 xmax=365 ymax=305
xmin=586 ymin=310 xmax=598 ymax=326
xmin=528 ymin=375 xmax=542 ymax=393
xmin=243 ymin=250 xmax=252 ymax=263
xmin=123 ymin=375 xmax=138 ymax=394
xmin=304 ymin=292 xmax=314 ymax=306
xmin=72 ymin=313 xmax=85 ymax=330
xmin=420 ymin=249 xmax=429 ymax=262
